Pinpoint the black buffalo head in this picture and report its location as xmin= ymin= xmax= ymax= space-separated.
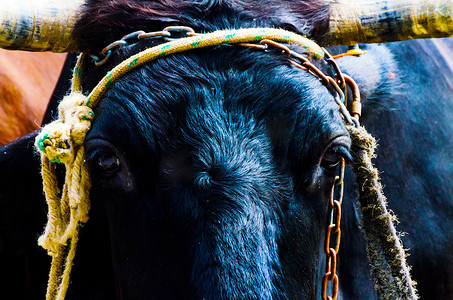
xmin=81 ymin=44 xmax=349 ymax=299
xmin=1 ymin=1 xmax=453 ymax=299
xmin=4 ymin=1 xmax=354 ymax=299
xmin=65 ymin=1 xmax=351 ymax=298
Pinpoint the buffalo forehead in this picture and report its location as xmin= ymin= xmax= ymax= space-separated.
xmin=87 ymin=48 xmax=344 ymax=163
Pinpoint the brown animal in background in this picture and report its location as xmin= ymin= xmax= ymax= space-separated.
xmin=0 ymin=50 xmax=66 ymax=145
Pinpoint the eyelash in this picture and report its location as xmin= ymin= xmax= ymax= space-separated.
xmin=321 ymin=145 xmax=352 ymax=170
xmin=86 ymin=148 xmax=121 ymax=177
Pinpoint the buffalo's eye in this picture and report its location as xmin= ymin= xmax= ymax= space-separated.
xmin=93 ymin=152 xmax=121 ymax=176
xmin=321 ymin=141 xmax=352 ymax=172
xmin=86 ymin=141 xmax=122 ymax=178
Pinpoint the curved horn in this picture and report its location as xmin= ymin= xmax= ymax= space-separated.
xmin=329 ymin=0 xmax=453 ymax=46
xmin=0 ymin=0 xmax=84 ymax=52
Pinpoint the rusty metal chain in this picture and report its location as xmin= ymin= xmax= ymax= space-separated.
xmin=90 ymin=28 xmax=363 ymax=300
xmin=89 ymin=28 xmax=359 ymax=126
xmin=321 ymin=157 xmax=345 ymax=300
xmin=255 ymin=40 xmax=359 ymax=127
xmin=316 ymin=53 xmax=360 ymax=300
xmin=90 ymin=26 xmax=198 ymax=66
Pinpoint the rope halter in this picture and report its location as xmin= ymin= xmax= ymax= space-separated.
xmin=33 ymin=27 xmax=417 ymax=300
xmin=34 ymin=27 xmax=327 ymax=300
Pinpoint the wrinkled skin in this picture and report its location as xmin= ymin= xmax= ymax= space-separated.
xmin=0 ymin=1 xmax=452 ymax=299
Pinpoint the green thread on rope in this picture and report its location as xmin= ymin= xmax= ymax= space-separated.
xmin=255 ymin=29 xmax=266 ymax=41
xmin=157 ymin=45 xmax=171 ymax=57
xmin=128 ymin=58 xmax=139 ymax=67
xmin=157 ymin=51 xmax=167 ymax=58
xmin=49 ymin=154 xmax=63 ymax=164
xmin=74 ymin=67 xmax=82 ymax=78
xmin=81 ymin=111 xmax=95 ymax=121
xmin=38 ymin=133 xmax=50 ymax=151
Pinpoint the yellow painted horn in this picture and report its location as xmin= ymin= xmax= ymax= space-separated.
xmin=329 ymin=0 xmax=453 ymax=46
xmin=0 ymin=0 xmax=84 ymax=52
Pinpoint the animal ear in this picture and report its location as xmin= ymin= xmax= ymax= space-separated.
xmin=0 ymin=131 xmax=50 ymax=295
xmin=331 ymin=45 xmax=400 ymax=118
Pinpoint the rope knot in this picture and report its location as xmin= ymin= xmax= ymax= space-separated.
xmin=36 ymin=122 xmax=72 ymax=164
xmin=35 ymin=92 xmax=93 ymax=164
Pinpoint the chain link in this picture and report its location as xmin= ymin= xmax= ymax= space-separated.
xmin=91 ymin=26 xmax=197 ymax=66
xmin=88 ymin=27 xmax=359 ymax=130
xmin=318 ymin=56 xmax=361 ymax=299
xmin=257 ymin=40 xmax=360 ymax=127
xmin=321 ymin=158 xmax=345 ymax=300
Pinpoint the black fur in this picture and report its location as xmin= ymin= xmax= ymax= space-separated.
xmin=1 ymin=1 xmax=452 ymax=299
xmin=79 ymin=43 xmax=346 ymax=299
